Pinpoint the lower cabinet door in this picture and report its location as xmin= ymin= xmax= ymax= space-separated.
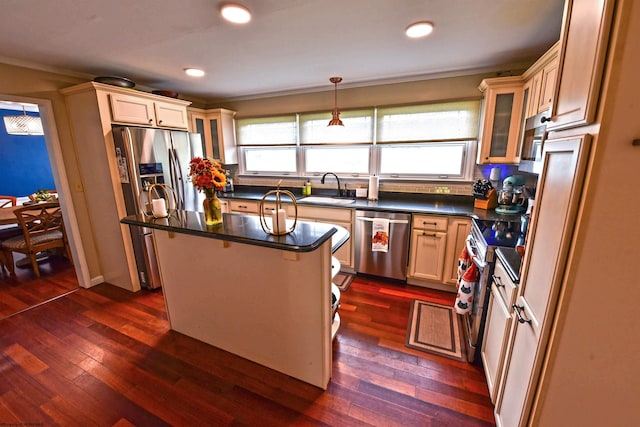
xmin=408 ymin=230 xmax=447 ymax=281
xmin=481 ymin=284 xmax=512 ymax=403
xmin=443 ymin=218 xmax=471 ymax=285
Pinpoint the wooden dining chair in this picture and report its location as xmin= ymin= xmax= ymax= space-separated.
xmin=0 ymin=201 xmax=72 ymax=279
xmin=0 ymin=195 xmax=17 ymax=208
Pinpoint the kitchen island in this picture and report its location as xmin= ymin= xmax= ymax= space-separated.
xmin=121 ymin=210 xmax=349 ymax=389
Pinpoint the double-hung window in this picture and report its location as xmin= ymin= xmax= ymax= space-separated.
xmin=300 ymin=109 xmax=374 ymax=176
xmin=236 ymin=99 xmax=480 ymax=181
xmin=376 ymin=100 xmax=480 ymax=180
xmin=237 ymin=115 xmax=297 ymax=175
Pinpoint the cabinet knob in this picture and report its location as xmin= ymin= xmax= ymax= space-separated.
xmin=158 ymin=120 xmax=163 ymax=124
xmin=148 ymin=119 xmax=153 ymax=124
xmin=540 ymin=116 xmax=551 ymax=123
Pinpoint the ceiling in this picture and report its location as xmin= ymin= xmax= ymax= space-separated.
xmin=0 ymin=0 xmax=565 ymax=102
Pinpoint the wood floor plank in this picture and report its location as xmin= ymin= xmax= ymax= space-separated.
xmin=0 ymin=270 xmax=496 ymax=426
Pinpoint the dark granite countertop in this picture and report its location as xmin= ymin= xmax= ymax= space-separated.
xmin=219 ymin=186 xmax=523 ymax=223
xmin=121 ymin=210 xmax=349 ymax=254
xmin=496 ymin=247 xmax=522 ymax=283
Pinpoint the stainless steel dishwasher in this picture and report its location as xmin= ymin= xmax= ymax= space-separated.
xmin=355 ymin=210 xmax=411 ymax=280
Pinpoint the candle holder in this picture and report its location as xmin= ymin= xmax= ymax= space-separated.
xmin=138 ymin=184 xmax=177 ymax=218
xmin=259 ymin=181 xmax=297 ymax=235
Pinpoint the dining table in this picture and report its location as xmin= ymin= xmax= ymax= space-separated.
xmin=0 ymin=205 xmax=23 ymax=226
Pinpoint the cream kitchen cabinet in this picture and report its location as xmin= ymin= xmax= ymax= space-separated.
xmin=442 ymin=217 xmax=471 ymax=286
xmin=297 ymin=205 xmax=354 ymax=271
xmin=477 ymin=76 xmax=525 ymax=164
xmin=188 ymin=108 xmax=238 ymax=164
xmin=522 ymin=73 xmax=541 ymax=120
xmin=481 ymin=255 xmax=518 ymax=403
xmin=494 ymin=134 xmax=592 ymax=426
xmin=60 ymin=81 xmax=193 ymax=292
xmin=228 ymin=200 xmax=258 ymax=215
xmin=407 ymin=214 xmax=448 ymax=283
xmin=547 ymin=0 xmax=614 ymax=131
xmin=109 ymin=92 xmax=190 ymax=129
xmin=522 ymin=43 xmax=560 ymax=119
xmin=225 ymin=199 xmax=282 ymax=216
xmin=536 ymin=59 xmax=558 ymax=114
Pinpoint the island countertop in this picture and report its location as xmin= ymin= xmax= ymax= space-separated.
xmin=121 ymin=210 xmax=349 ymax=254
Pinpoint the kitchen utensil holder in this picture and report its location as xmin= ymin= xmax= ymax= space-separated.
xmin=473 ymin=188 xmax=498 ymax=210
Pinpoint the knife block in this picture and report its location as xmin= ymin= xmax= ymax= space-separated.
xmin=474 ymin=188 xmax=498 ymax=210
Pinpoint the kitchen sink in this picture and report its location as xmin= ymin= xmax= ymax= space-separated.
xmin=300 ymin=196 xmax=356 ymax=205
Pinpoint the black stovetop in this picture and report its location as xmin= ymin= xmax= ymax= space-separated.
xmin=473 ymin=218 xmax=525 ymax=248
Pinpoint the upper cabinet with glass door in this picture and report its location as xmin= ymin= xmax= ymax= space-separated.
xmin=477 ymin=76 xmax=525 ymax=164
xmin=188 ymin=108 xmax=238 ymax=164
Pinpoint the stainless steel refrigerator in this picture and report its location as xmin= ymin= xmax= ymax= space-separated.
xmin=112 ymin=125 xmax=204 ymax=289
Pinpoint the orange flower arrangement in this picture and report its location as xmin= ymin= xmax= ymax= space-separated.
xmin=188 ymin=157 xmax=227 ymax=197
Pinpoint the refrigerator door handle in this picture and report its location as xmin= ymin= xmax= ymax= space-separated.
xmin=122 ymin=127 xmax=143 ymax=213
xmin=172 ymin=147 xmax=187 ymax=210
xmin=170 ymin=147 xmax=186 ymax=210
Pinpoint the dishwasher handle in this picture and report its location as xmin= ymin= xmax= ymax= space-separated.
xmin=356 ymin=216 xmax=409 ymax=224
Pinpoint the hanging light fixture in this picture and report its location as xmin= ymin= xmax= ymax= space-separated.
xmin=328 ymin=77 xmax=344 ymax=127
xmin=3 ymin=106 xmax=44 ymax=135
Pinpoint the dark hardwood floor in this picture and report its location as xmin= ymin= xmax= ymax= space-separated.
xmin=0 ymin=272 xmax=495 ymax=426
xmin=0 ymin=253 xmax=77 ymax=319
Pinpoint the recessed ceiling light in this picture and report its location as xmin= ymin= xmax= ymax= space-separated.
xmin=405 ymin=21 xmax=434 ymax=38
xmin=220 ymin=3 xmax=252 ymax=24
xmin=184 ymin=68 xmax=205 ymax=77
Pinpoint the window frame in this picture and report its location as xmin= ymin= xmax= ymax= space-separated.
xmin=235 ymin=99 xmax=480 ymax=182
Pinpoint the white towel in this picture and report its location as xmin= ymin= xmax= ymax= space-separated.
xmin=454 ymin=247 xmax=480 ymax=315
xmin=371 ymin=218 xmax=390 ymax=252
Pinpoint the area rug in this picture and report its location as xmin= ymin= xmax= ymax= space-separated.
xmin=405 ymin=299 xmax=466 ymax=362
xmin=333 ymin=272 xmax=355 ymax=291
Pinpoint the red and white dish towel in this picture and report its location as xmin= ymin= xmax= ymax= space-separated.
xmin=454 ymin=247 xmax=479 ymax=315
xmin=371 ymin=218 xmax=390 ymax=252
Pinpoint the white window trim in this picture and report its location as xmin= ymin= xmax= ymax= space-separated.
xmin=236 ymin=100 xmax=480 ymax=182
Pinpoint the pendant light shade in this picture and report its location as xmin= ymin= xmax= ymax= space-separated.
xmin=328 ymin=77 xmax=344 ymax=127
xmin=3 ymin=106 xmax=44 ymax=136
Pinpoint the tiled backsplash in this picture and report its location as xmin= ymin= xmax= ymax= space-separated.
xmin=235 ymin=164 xmax=536 ymax=197
xmin=237 ymin=176 xmax=474 ymax=196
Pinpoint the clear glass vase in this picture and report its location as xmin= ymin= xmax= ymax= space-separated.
xmin=203 ymin=191 xmax=223 ymax=226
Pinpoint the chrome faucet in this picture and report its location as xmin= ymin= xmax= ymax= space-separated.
xmin=321 ymin=172 xmax=342 ymax=197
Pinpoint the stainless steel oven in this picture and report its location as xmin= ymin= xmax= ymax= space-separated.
xmin=518 ymin=110 xmax=549 ymax=174
xmin=462 ymin=218 xmax=524 ymax=363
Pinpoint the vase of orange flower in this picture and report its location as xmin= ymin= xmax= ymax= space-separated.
xmin=188 ymin=157 xmax=227 ymax=226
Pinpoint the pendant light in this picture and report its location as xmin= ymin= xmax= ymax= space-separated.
xmin=328 ymin=77 xmax=344 ymax=127
xmin=3 ymin=106 xmax=44 ymax=136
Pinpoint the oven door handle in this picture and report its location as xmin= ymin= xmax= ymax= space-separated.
xmin=466 ymin=237 xmax=487 ymax=269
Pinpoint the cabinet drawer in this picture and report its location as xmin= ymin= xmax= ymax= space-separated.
xmin=412 ymin=215 xmax=448 ymax=231
xmin=297 ymin=206 xmax=352 ymax=222
xmin=491 ymin=259 xmax=517 ymax=308
xmin=229 ymin=200 xmax=258 ymax=214
xmin=260 ymin=202 xmax=295 ymax=217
